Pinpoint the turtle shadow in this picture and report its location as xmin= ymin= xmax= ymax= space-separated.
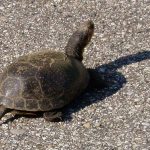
xmin=63 ymin=50 xmax=150 ymax=121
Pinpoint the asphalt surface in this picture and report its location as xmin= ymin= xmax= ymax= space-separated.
xmin=0 ymin=0 xmax=150 ymax=150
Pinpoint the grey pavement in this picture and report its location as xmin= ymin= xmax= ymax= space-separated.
xmin=0 ymin=0 xmax=150 ymax=150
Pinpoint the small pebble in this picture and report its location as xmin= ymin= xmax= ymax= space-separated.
xmin=83 ymin=122 xmax=91 ymax=128
xmin=10 ymin=129 xmax=26 ymax=135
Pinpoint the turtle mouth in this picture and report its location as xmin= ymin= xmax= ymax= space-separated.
xmin=80 ymin=20 xmax=94 ymax=32
xmin=86 ymin=20 xmax=94 ymax=30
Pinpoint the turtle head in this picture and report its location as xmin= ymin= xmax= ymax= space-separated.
xmin=65 ymin=20 xmax=94 ymax=61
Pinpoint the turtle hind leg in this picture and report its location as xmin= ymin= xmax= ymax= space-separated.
xmin=43 ymin=110 xmax=63 ymax=122
xmin=0 ymin=105 xmax=11 ymax=120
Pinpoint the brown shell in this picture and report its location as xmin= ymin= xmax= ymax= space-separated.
xmin=0 ymin=51 xmax=89 ymax=111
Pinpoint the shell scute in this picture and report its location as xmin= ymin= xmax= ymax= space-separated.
xmin=38 ymin=98 xmax=53 ymax=111
xmin=1 ymin=77 xmax=21 ymax=98
xmin=26 ymin=99 xmax=39 ymax=111
xmin=28 ymin=51 xmax=63 ymax=67
xmin=1 ymin=96 xmax=14 ymax=108
xmin=14 ymin=97 xmax=25 ymax=110
xmin=22 ymin=77 xmax=43 ymax=100
xmin=7 ymin=62 xmax=37 ymax=78
xmin=36 ymin=63 xmax=65 ymax=98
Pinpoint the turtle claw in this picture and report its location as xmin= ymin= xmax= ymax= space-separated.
xmin=43 ymin=111 xmax=63 ymax=122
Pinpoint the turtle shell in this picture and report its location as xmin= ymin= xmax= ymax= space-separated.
xmin=0 ymin=51 xmax=89 ymax=111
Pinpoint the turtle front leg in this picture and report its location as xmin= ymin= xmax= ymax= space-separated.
xmin=11 ymin=110 xmax=37 ymax=116
xmin=0 ymin=105 xmax=11 ymax=120
xmin=43 ymin=111 xmax=63 ymax=122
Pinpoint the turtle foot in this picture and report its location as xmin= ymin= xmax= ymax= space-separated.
xmin=43 ymin=111 xmax=63 ymax=122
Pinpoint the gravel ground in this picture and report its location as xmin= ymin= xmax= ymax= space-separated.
xmin=0 ymin=0 xmax=150 ymax=150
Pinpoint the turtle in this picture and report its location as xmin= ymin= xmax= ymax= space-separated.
xmin=0 ymin=20 xmax=106 ymax=122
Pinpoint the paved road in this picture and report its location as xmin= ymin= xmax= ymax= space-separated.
xmin=0 ymin=1 xmax=150 ymax=150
